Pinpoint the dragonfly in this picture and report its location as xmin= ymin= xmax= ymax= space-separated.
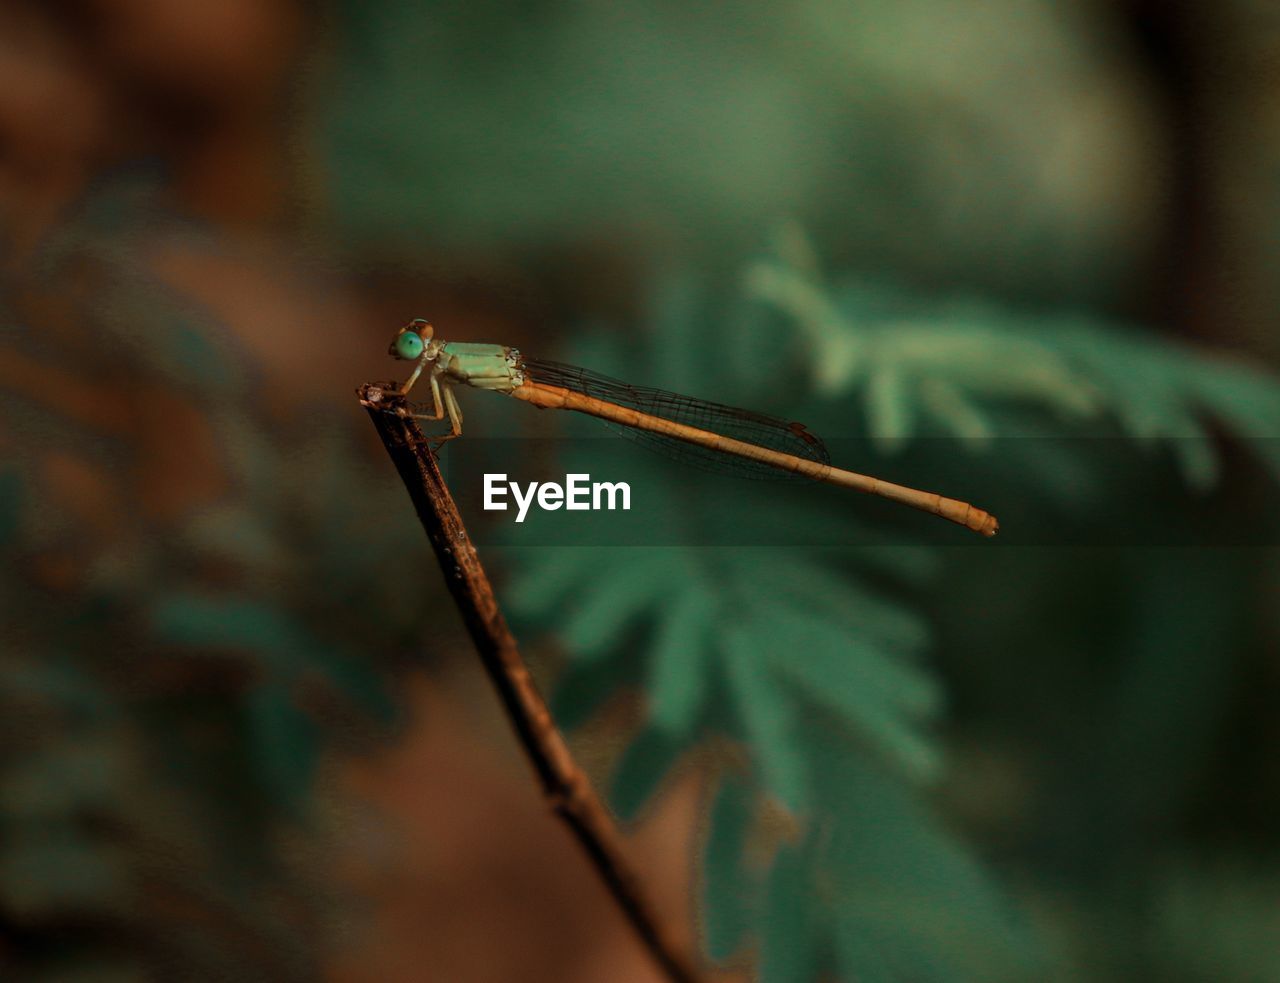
xmin=385 ymin=318 xmax=999 ymax=536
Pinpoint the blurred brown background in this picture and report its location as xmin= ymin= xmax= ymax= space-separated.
xmin=2 ymin=1 xmax=1278 ymax=982
xmin=0 ymin=2 xmax=713 ymax=979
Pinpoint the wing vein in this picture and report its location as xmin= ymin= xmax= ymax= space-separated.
xmin=520 ymin=356 xmax=829 ymax=480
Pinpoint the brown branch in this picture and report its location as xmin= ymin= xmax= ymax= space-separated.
xmin=358 ymin=382 xmax=703 ymax=983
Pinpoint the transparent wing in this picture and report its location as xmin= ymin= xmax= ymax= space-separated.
xmin=521 ymin=357 xmax=829 ymax=480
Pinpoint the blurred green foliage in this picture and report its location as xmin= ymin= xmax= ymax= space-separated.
xmin=500 ymin=253 xmax=1280 ymax=981
xmin=3 ymin=1 xmax=1279 ymax=981
xmin=750 ymin=227 xmax=1280 ymax=488
xmin=325 ymin=0 xmax=1157 ymax=303
xmin=0 ymin=189 xmax=426 ymax=979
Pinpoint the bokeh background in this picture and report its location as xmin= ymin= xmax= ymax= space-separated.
xmin=2 ymin=1 xmax=1279 ymax=981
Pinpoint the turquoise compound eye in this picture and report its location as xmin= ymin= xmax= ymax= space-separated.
xmin=396 ymin=332 xmax=425 ymax=360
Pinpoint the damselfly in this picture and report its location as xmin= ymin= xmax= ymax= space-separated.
xmin=385 ymin=319 xmax=998 ymax=536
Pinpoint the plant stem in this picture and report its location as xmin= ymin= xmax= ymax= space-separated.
xmin=358 ymin=382 xmax=703 ymax=983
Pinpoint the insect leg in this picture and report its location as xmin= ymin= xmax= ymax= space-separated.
xmin=441 ymin=383 xmax=464 ymax=441
xmin=399 ymin=354 xmax=430 ymax=396
xmin=396 ymin=373 xmax=445 ymax=423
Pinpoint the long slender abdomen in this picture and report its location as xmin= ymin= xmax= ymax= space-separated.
xmin=508 ymin=381 xmax=998 ymax=536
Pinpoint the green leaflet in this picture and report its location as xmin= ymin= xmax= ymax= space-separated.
xmin=752 ymin=237 xmax=1280 ymax=492
xmin=800 ymin=739 xmax=1037 ymax=983
xmin=866 ymin=364 xmax=913 ymax=452
xmin=503 ymin=547 xmax=608 ymax=612
xmin=608 ymin=725 xmax=685 ymax=821
xmin=702 ymin=769 xmax=758 ymax=961
xmin=558 ymin=553 xmax=677 ymax=656
xmin=771 ymin=619 xmax=941 ymax=783
xmin=696 ymin=722 xmax=1037 ymax=983
xmin=760 ymin=843 xmax=826 ymax=983
xmin=1185 ymin=358 xmax=1280 ymax=476
xmin=721 ymin=630 xmax=809 ymax=812
xmin=646 ymin=583 xmax=713 ymax=735
xmin=548 ymin=653 xmax=643 ymax=733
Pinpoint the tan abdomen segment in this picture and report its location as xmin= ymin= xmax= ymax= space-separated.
xmin=509 ymin=382 xmax=999 ymax=537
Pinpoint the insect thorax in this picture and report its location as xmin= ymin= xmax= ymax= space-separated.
xmin=438 ymin=342 xmax=526 ymax=392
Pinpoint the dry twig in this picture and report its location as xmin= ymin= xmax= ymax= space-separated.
xmin=358 ymin=382 xmax=702 ymax=983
